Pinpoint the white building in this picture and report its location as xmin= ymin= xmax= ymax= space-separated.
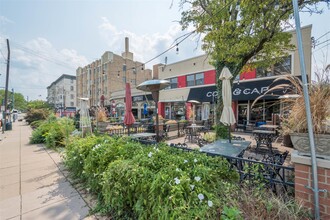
xmin=47 ymin=74 xmax=77 ymax=113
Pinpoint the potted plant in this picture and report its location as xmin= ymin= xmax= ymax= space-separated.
xmin=281 ymin=73 xmax=330 ymax=158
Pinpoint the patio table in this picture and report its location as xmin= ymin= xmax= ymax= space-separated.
xmin=130 ymin=132 xmax=156 ymax=139
xmin=252 ymin=129 xmax=277 ymax=152
xmin=200 ymin=139 xmax=251 ymax=169
xmin=185 ymin=125 xmax=204 ymax=143
xmin=200 ymin=139 xmax=251 ymax=158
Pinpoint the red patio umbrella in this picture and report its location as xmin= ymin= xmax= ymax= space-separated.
xmin=124 ymin=83 xmax=135 ymax=135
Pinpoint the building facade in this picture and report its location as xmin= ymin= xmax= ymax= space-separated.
xmin=47 ymin=74 xmax=77 ymax=114
xmin=156 ymin=25 xmax=312 ymax=127
xmin=76 ymin=37 xmax=152 ymax=117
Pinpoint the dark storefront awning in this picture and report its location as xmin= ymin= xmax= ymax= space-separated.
xmin=187 ymin=77 xmax=301 ymax=102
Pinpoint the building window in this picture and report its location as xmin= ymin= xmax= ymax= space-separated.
xmin=186 ymin=72 xmax=204 ymax=87
xmin=71 ymin=94 xmax=74 ymax=99
xmin=70 ymin=102 xmax=74 ymax=107
xmin=256 ymin=55 xmax=292 ymax=78
xmin=170 ymin=77 xmax=178 ymax=89
xmin=70 ymin=86 xmax=74 ymax=91
xmin=71 ymin=79 xmax=74 ymax=83
xmin=196 ymin=73 xmax=204 ymax=85
xmin=187 ymin=75 xmax=195 ymax=87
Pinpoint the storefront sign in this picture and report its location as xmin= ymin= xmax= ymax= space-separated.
xmin=187 ymin=77 xmax=301 ymax=102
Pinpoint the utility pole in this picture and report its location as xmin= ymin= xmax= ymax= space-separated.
xmin=12 ymin=88 xmax=14 ymax=110
xmin=2 ymin=39 xmax=10 ymax=133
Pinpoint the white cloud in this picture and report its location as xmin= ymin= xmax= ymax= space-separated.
xmin=5 ymin=38 xmax=89 ymax=100
xmin=98 ymin=17 xmax=204 ymax=68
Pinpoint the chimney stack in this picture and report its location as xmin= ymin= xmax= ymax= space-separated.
xmin=125 ymin=37 xmax=129 ymax=53
xmin=122 ymin=37 xmax=133 ymax=60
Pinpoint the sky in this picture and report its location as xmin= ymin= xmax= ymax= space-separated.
xmin=0 ymin=0 xmax=329 ymax=101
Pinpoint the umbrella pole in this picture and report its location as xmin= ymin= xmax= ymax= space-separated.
xmin=228 ymin=125 xmax=231 ymax=143
xmin=155 ymin=102 xmax=159 ymax=142
xmin=128 ymin=125 xmax=130 ymax=136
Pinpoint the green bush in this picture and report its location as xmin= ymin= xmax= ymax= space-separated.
xmin=25 ymin=108 xmax=51 ymax=124
xmin=64 ymin=135 xmax=238 ymax=219
xmin=214 ymin=124 xmax=230 ymax=139
xmin=30 ymin=115 xmax=75 ymax=148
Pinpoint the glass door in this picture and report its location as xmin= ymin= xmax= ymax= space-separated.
xmin=237 ymin=104 xmax=248 ymax=125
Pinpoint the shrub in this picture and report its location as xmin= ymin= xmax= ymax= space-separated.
xmin=64 ymin=135 xmax=238 ymax=219
xmin=30 ymin=116 xmax=75 ymax=148
xmin=214 ymin=124 xmax=229 ymax=139
xmin=25 ymin=108 xmax=51 ymax=124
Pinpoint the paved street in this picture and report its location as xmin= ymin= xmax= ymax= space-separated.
xmin=0 ymin=121 xmax=91 ymax=220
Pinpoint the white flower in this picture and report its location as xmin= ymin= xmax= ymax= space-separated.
xmin=156 ymin=148 xmax=160 ymax=152
xmin=208 ymin=200 xmax=213 ymax=207
xmin=190 ymin=185 xmax=195 ymax=190
xmin=194 ymin=176 xmax=201 ymax=182
xmin=194 ymin=159 xmax=198 ymax=163
xmin=148 ymin=152 xmax=153 ymax=158
xmin=176 ymin=168 xmax=180 ymax=172
xmin=80 ymin=161 xmax=82 ymax=164
xmin=184 ymin=160 xmax=188 ymax=163
xmin=174 ymin=177 xmax=180 ymax=185
xmin=198 ymin=193 xmax=204 ymax=201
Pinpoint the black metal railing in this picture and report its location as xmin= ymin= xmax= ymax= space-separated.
xmin=168 ymin=143 xmax=294 ymax=196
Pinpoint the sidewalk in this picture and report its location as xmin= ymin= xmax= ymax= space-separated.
xmin=0 ymin=121 xmax=91 ymax=220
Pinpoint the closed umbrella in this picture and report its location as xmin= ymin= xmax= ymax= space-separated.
xmin=124 ymin=83 xmax=135 ymax=135
xmin=219 ymin=67 xmax=236 ymax=142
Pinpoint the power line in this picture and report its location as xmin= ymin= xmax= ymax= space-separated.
xmin=315 ymin=30 xmax=330 ymax=41
xmin=11 ymin=41 xmax=77 ymax=71
xmin=0 ymin=48 xmax=6 ymax=61
xmin=314 ymin=39 xmax=330 ymax=47
xmin=314 ymin=42 xmax=330 ymax=53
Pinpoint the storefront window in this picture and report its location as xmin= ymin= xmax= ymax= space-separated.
xmin=250 ymin=100 xmax=280 ymax=122
xmin=172 ymin=102 xmax=186 ymax=120
xmin=238 ymin=104 xmax=248 ymax=124
xmin=250 ymin=101 xmax=263 ymax=122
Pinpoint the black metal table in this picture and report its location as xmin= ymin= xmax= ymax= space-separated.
xmin=252 ymin=129 xmax=277 ymax=152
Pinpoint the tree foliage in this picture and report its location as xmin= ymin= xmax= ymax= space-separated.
xmin=0 ymin=89 xmax=27 ymax=111
xmin=179 ymin=0 xmax=329 ymax=130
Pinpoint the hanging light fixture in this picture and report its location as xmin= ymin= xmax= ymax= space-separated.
xmin=176 ymin=44 xmax=179 ymax=55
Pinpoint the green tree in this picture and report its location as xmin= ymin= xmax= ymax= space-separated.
xmin=0 ymin=90 xmax=27 ymax=111
xmin=27 ymin=100 xmax=52 ymax=110
xmin=179 ymin=0 xmax=328 ymax=134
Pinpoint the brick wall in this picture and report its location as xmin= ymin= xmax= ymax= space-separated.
xmin=292 ymin=151 xmax=330 ymax=219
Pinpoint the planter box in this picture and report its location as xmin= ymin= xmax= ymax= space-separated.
xmin=290 ymin=133 xmax=330 ymax=159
